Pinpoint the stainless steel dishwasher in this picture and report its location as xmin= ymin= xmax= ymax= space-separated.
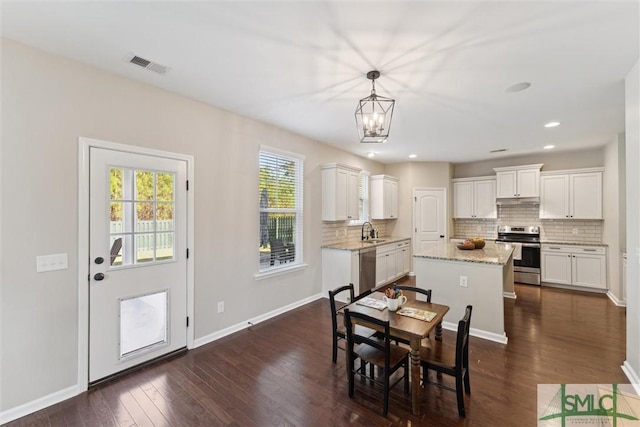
xmin=359 ymin=246 xmax=377 ymax=295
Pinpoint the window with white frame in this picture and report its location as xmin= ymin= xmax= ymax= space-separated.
xmin=258 ymin=147 xmax=304 ymax=272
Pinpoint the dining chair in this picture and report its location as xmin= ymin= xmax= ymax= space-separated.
xmin=393 ymin=285 xmax=432 ymax=302
xmin=420 ymin=305 xmax=473 ymax=417
xmin=344 ymin=308 xmax=410 ymax=416
xmin=328 ymin=284 xmax=373 ymax=363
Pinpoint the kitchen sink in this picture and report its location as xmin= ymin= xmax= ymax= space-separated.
xmin=363 ymin=239 xmax=386 ymax=244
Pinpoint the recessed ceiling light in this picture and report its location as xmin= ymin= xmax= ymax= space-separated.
xmin=367 ymin=152 xmax=375 ymax=158
xmin=544 ymin=145 xmax=555 ymax=150
xmin=544 ymin=121 xmax=560 ymax=128
xmin=505 ymin=82 xmax=531 ymax=93
xmin=408 ymin=154 xmax=417 ymax=159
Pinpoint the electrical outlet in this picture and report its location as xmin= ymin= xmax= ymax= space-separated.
xmin=343 ymin=228 xmax=348 ymax=236
xmin=477 ymin=225 xmax=482 ymax=232
xmin=572 ymin=228 xmax=579 ymax=235
xmin=217 ymin=301 xmax=225 ymax=313
xmin=335 ymin=230 xmax=339 ymax=237
xmin=460 ymin=276 xmax=468 ymax=287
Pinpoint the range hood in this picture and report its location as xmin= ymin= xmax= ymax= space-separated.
xmin=496 ymin=197 xmax=540 ymax=206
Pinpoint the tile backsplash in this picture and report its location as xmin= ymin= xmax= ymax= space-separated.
xmin=453 ymin=205 xmax=603 ymax=242
xmin=322 ymin=220 xmax=388 ymax=246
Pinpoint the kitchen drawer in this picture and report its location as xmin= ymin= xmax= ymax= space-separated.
xmin=541 ymin=244 xmax=605 ymax=255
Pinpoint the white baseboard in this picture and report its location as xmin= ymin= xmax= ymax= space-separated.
xmin=607 ymin=290 xmax=627 ymax=307
xmin=622 ymin=361 xmax=640 ymax=394
xmin=0 ymin=384 xmax=79 ymax=425
xmin=503 ymin=291 xmax=517 ymax=299
xmin=194 ymin=292 xmax=325 ymax=348
xmin=441 ymin=321 xmax=508 ymax=345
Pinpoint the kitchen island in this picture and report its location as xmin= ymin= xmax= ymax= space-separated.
xmin=413 ymin=241 xmax=514 ymax=344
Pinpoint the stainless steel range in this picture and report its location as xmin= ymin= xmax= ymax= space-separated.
xmin=495 ymin=225 xmax=541 ymax=285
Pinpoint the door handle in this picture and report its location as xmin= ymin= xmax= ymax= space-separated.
xmin=95 ymin=257 xmax=104 ymax=264
xmin=94 ymin=272 xmax=105 ymax=281
xmin=439 ymin=235 xmax=445 ymax=238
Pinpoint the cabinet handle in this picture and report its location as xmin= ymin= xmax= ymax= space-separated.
xmin=550 ymin=247 xmax=561 ymax=250
xmin=583 ymin=248 xmax=597 ymax=252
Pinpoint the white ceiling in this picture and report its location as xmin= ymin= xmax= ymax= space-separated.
xmin=2 ymin=1 xmax=638 ymax=163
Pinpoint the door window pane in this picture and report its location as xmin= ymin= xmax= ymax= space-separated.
xmin=109 ymin=168 xmax=176 ymax=267
xmin=119 ymin=291 xmax=167 ymax=358
xmin=136 ymin=234 xmax=155 ymax=263
xmin=156 ymin=232 xmax=174 ymax=261
xmin=156 ymin=173 xmax=174 ymax=201
xmin=135 ymin=171 xmax=154 ymax=201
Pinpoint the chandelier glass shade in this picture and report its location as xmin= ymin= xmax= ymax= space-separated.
xmin=355 ymin=70 xmax=395 ymax=143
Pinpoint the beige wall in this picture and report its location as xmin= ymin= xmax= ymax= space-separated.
xmin=453 ymin=147 xmax=605 ymax=178
xmin=384 ymin=162 xmax=453 ymax=239
xmin=625 ymin=59 xmax=640 ymax=384
xmin=0 ymin=39 xmax=385 ymax=412
xmin=603 ymin=134 xmax=624 ymax=302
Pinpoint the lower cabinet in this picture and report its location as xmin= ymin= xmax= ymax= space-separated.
xmin=376 ymin=240 xmax=411 ymax=287
xmin=321 ymin=248 xmax=360 ymax=297
xmin=541 ymin=244 xmax=607 ymax=289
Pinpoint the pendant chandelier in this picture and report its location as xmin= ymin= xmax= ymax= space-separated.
xmin=355 ymin=70 xmax=395 ymax=143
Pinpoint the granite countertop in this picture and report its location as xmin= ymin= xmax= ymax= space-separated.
xmin=322 ymin=236 xmax=411 ymax=251
xmin=414 ymin=241 xmax=514 ymax=266
xmin=454 ymin=236 xmax=606 ymax=247
xmin=540 ymin=240 xmax=608 ymax=247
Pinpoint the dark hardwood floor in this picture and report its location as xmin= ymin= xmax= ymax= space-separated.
xmin=5 ymin=277 xmax=627 ymax=426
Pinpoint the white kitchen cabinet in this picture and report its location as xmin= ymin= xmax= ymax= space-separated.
xmin=321 ymin=248 xmax=360 ymax=297
xmin=452 ymin=177 xmax=496 ymax=218
xmin=375 ymin=240 xmax=411 ymax=287
xmin=541 ymin=244 xmax=607 ymax=290
xmin=540 ymin=169 xmax=603 ymax=219
xmin=494 ymin=164 xmax=543 ymax=198
xmin=397 ymin=240 xmax=411 ymax=275
xmin=322 ymin=163 xmax=361 ymax=221
xmin=370 ymin=175 xmax=399 ymax=219
xmin=375 ymin=244 xmax=396 ymax=287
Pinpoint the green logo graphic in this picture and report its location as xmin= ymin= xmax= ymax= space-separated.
xmin=539 ymin=384 xmax=640 ymax=426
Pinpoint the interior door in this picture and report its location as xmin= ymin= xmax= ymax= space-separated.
xmin=89 ymin=147 xmax=188 ymax=383
xmin=413 ymin=188 xmax=447 ymax=255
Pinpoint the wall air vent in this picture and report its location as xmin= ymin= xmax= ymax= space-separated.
xmin=127 ymin=54 xmax=169 ymax=75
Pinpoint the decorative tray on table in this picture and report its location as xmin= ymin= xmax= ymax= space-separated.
xmin=396 ymin=307 xmax=437 ymax=322
xmin=355 ymin=297 xmax=387 ymax=311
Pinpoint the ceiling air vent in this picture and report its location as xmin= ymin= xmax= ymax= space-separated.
xmin=127 ymin=54 xmax=169 ymax=75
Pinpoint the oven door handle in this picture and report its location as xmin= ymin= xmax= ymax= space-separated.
xmin=519 ymin=243 xmax=541 ymax=248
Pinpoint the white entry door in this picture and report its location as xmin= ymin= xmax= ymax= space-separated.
xmin=413 ymin=188 xmax=447 ymax=255
xmin=89 ymin=147 xmax=188 ymax=383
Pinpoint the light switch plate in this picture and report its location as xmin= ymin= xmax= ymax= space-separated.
xmin=36 ymin=253 xmax=68 ymax=272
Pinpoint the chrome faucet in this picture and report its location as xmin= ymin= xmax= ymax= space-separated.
xmin=361 ymin=222 xmax=373 ymax=240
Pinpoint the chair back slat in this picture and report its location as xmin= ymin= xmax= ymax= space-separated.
xmin=393 ymin=285 xmax=432 ymax=302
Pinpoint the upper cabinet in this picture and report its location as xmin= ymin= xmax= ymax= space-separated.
xmin=540 ymin=169 xmax=603 ymax=219
xmin=322 ymin=163 xmax=360 ymax=221
xmin=452 ymin=177 xmax=497 ymax=219
xmin=494 ymin=164 xmax=543 ymax=198
xmin=371 ymin=175 xmax=399 ymax=219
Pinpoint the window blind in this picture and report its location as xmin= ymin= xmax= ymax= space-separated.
xmin=258 ymin=148 xmax=304 ymax=272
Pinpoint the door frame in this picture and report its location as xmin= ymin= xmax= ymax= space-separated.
xmin=77 ymin=137 xmax=195 ymax=392
xmin=412 ymin=187 xmax=448 ymax=255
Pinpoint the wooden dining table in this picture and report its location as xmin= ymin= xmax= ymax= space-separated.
xmin=340 ymin=292 xmax=450 ymax=416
